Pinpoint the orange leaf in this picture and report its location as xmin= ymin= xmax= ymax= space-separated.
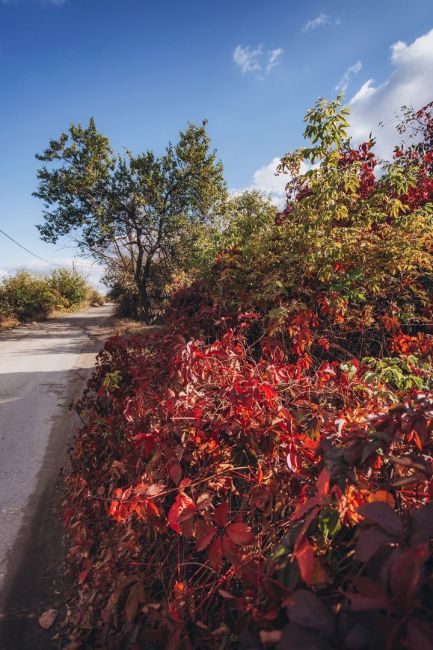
xmin=368 ymin=490 xmax=395 ymax=509
xmin=167 ymin=492 xmax=195 ymax=534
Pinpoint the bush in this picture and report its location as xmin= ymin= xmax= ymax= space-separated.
xmin=64 ymin=322 xmax=433 ymax=649
xmin=61 ymin=98 xmax=433 ymax=649
xmin=87 ymin=287 xmax=105 ymax=306
xmin=48 ymin=268 xmax=88 ymax=309
xmin=0 ymin=272 xmax=57 ymax=321
xmin=0 ymin=269 xmax=96 ymax=325
xmin=196 ymin=97 xmax=433 ymax=356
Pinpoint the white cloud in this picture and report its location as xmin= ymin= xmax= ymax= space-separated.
xmin=233 ymin=44 xmax=283 ymax=76
xmin=349 ymin=28 xmax=433 ymax=159
xmin=230 ymin=157 xmax=314 ymax=206
xmin=233 ymin=44 xmax=263 ymax=74
xmin=336 ymin=61 xmax=362 ymax=93
xmin=0 ymin=258 xmax=104 ymax=289
xmin=302 ymin=13 xmax=340 ymax=32
xmin=266 ymin=48 xmax=284 ymax=74
xmin=252 ymin=157 xmax=287 ymax=201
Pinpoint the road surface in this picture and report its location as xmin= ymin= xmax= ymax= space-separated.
xmin=0 ymin=304 xmax=113 ymax=648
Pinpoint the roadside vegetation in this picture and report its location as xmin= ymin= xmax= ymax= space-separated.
xmin=0 ymin=268 xmax=104 ymax=327
xmin=38 ymin=98 xmax=433 ymax=649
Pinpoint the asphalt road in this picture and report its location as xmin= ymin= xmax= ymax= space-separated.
xmin=0 ymin=304 xmax=113 ymax=648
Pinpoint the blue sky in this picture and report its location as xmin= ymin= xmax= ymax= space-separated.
xmin=1 ymin=0 xmax=433 ymax=282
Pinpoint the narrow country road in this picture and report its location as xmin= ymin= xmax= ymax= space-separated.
xmin=0 ymin=304 xmax=113 ymax=649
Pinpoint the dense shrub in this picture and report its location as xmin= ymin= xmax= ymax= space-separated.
xmin=195 ymin=98 xmax=433 ymax=357
xmin=0 ymin=269 xmax=100 ymax=324
xmin=0 ymin=271 xmax=57 ymax=321
xmin=64 ymin=323 xmax=433 ymax=649
xmin=48 ymin=268 xmax=88 ymax=309
xmin=62 ymin=98 xmax=433 ymax=650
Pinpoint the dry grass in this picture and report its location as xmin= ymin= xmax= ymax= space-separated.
xmin=113 ymin=318 xmax=162 ymax=337
xmin=0 ymin=315 xmax=20 ymax=330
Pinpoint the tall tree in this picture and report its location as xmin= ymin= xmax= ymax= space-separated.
xmin=34 ymin=118 xmax=226 ymax=320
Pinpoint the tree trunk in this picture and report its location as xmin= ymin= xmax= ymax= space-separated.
xmin=135 ymin=255 xmax=153 ymax=323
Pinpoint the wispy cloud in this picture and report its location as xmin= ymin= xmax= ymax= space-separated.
xmin=335 ymin=61 xmax=362 ymax=93
xmin=233 ymin=44 xmax=263 ymax=74
xmin=266 ymin=48 xmax=284 ymax=74
xmin=302 ymin=13 xmax=340 ymax=32
xmin=233 ymin=44 xmax=284 ymax=77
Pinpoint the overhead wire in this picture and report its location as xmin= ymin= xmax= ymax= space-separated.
xmin=0 ymin=226 xmax=63 ymax=267
xmin=0 ymin=226 xmax=91 ymax=272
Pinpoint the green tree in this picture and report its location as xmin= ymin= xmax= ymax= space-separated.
xmin=191 ymin=190 xmax=276 ymax=273
xmin=34 ymin=118 xmax=226 ymax=320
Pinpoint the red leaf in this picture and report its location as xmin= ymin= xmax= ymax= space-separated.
xmin=221 ymin=533 xmax=237 ymax=558
xmin=196 ymin=528 xmax=217 ymax=552
xmin=167 ymin=492 xmax=195 ymax=534
xmin=294 ymin=537 xmax=314 ymax=586
xmin=390 ymin=544 xmax=429 ymax=610
xmin=286 ymin=589 xmax=334 ymax=635
xmin=208 ymin=537 xmax=223 ymax=570
xmin=409 ymin=502 xmax=433 ymax=545
xmin=257 ymin=464 xmax=264 ymax=484
xmin=79 ymin=569 xmax=90 ymax=584
xmin=358 ymin=502 xmax=403 ymax=537
xmin=317 ymin=468 xmax=330 ymax=496
xmin=259 ymin=383 xmax=277 ymax=401
xmin=214 ymin=501 xmax=229 ymax=527
xmin=226 ymin=522 xmax=252 ymax=546
xmin=168 ymin=461 xmax=182 ymax=486
xmin=355 ymin=528 xmax=395 ymax=563
xmin=347 ymin=577 xmax=392 ymax=611
xmin=291 ymin=500 xmax=320 ymax=523
xmin=135 ymin=499 xmax=159 ymax=519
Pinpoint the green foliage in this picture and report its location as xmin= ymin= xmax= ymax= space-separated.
xmin=35 ymin=118 xmax=226 ymax=321
xmin=48 ymin=268 xmax=88 ymax=309
xmin=195 ymin=190 xmax=276 ymax=267
xmin=362 ymin=355 xmax=431 ymax=391
xmin=0 ymin=272 xmax=57 ymax=321
xmin=0 ymin=269 xmax=95 ymax=324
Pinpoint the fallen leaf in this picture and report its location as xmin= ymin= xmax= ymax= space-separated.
xmin=38 ymin=608 xmax=58 ymax=630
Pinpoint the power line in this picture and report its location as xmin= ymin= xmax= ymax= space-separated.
xmin=0 ymin=226 xmax=102 ymax=276
xmin=0 ymin=226 xmax=63 ymax=267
